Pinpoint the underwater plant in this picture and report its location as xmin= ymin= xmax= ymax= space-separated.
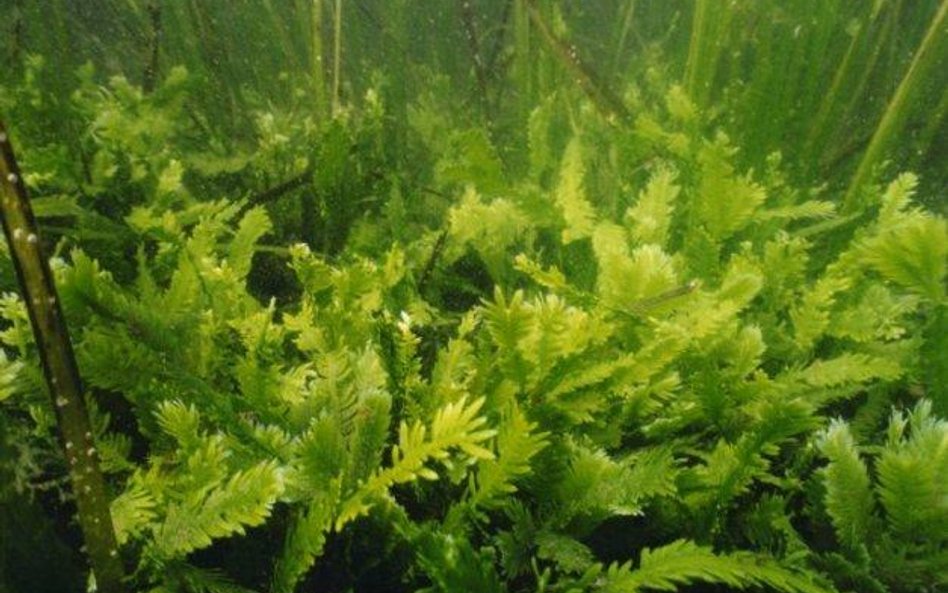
xmin=0 ymin=1 xmax=944 ymax=592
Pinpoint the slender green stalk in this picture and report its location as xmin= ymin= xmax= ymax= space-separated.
xmin=843 ymin=0 xmax=948 ymax=211
xmin=815 ymin=6 xmax=894 ymax=173
xmin=829 ymin=1 xmax=898 ymax=165
xmin=262 ymin=0 xmax=302 ymax=76
xmin=684 ymin=0 xmax=708 ymax=101
xmin=918 ymin=82 xmax=948 ymax=155
xmin=0 ymin=122 xmax=125 ymax=593
xmin=803 ymin=16 xmax=866 ymax=166
xmin=612 ymin=0 xmax=638 ymax=74
xmin=332 ymin=0 xmax=342 ymax=115
xmin=458 ymin=0 xmax=490 ymax=114
xmin=512 ymin=0 xmax=533 ymax=119
xmin=688 ymin=0 xmax=739 ymax=108
xmin=523 ymin=0 xmax=630 ymax=122
xmin=188 ymin=0 xmax=240 ymax=125
xmin=683 ymin=0 xmax=734 ymax=108
xmin=311 ymin=0 xmax=328 ymax=118
xmin=794 ymin=1 xmax=846 ymax=130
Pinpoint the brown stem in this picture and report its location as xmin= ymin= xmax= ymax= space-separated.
xmin=8 ymin=0 xmax=24 ymax=67
xmin=485 ymin=0 xmax=515 ymax=75
xmin=245 ymin=167 xmax=315 ymax=211
xmin=523 ymin=0 xmax=631 ymax=123
xmin=458 ymin=0 xmax=490 ymax=114
xmin=142 ymin=1 xmax=163 ymax=94
xmin=418 ymin=229 xmax=448 ymax=296
xmin=0 ymin=122 xmax=125 ymax=592
xmin=300 ymin=190 xmax=318 ymax=249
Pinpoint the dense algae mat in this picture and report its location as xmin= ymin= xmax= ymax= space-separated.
xmin=0 ymin=2 xmax=945 ymax=592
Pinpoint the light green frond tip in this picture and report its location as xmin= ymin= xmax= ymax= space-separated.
xmin=601 ymin=539 xmax=832 ymax=593
xmin=536 ymin=531 xmax=596 ymax=574
xmin=695 ymin=134 xmax=767 ymax=240
xmin=876 ymin=401 xmax=947 ymax=543
xmin=0 ymin=350 xmax=24 ymax=402
xmin=513 ymin=253 xmax=571 ymax=295
xmin=154 ymin=461 xmax=285 ymax=557
xmin=758 ymin=200 xmax=835 ymax=222
xmin=816 ymin=420 xmax=877 ymax=550
xmin=272 ymin=491 xmax=337 ymax=593
xmin=558 ymin=444 xmax=677 ymax=524
xmin=155 ymin=400 xmax=202 ymax=449
xmin=626 ymin=164 xmax=679 ymax=247
xmin=860 ymin=214 xmax=946 ymax=303
xmin=593 ymin=223 xmax=678 ymax=308
xmin=470 ymin=403 xmax=549 ymax=509
xmin=228 ymin=205 xmax=272 ymax=280
xmin=110 ymin=480 xmax=158 ymax=545
xmin=448 ymin=186 xmax=528 ymax=268
xmin=799 ymin=352 xmax=903 ymax=388
xmin=790 ymin=276 xmax=850 ymax=351
xmin=556 ymin=136 xmax=596 ymax=243
xmin=335 ymin=397 xmax=495 ymax=529
xmin=877 ymin=172 xmax=918 ymax=226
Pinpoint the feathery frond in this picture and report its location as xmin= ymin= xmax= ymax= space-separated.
xmin=817 ymin=421 xmax=878 ymax=550
xmin=602 ymin=540 xmax=832 ymax=593
xmin=556 ymin=136 xmax=596 ymax=243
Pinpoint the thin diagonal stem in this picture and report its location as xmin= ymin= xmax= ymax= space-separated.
xmin=0 ymin=122 xmax=125 ymax=592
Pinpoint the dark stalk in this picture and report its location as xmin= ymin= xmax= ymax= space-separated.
xmin=8 ymin=0 xmax=24 ymax=67
xmin=300 ymin=190 xmax=318 ymax=249
xmin=458 ymin=0 xmax=491 ymax=115
xmin=418 ymin=229 xmax=449 ymax=297
xmin=310 ymin=0 xmax=329 ymax=119
xmin=819 ymin=132 xmax=873 ymax=174
xmin=188 ymin=0 xmax=241 ymax=127
xmin=522 ymin=0 xmax=631 ymax=123
xmin=142 ymin=1 xmax=162 ymax=94
xmin=354 ymin=0 xmax=410 ymax=56
xmin=485 ymin=0 xmax=515 ymax=76
xmin=0 ymin=122 xmax=125 ymax=593
xmin=332 ymin=0 xmax=343 ymax=115
xmin=245 ymin=167 xmax=315 ymax=211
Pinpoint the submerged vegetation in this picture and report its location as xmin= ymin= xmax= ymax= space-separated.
xmin=0 ymin=1 xmax=945 ymax=592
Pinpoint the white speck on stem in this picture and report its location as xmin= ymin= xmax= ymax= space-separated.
xmin=26 ymin=233 xmax=38 ymax=244
xmin=6 ymin=172 xmax=17 ymax=184
xmin=55 ymin=396 xmax=68 ymax=408
xmin=12 ymin=229 xmax=23 ymax=240
xmin=0 ymin=132 xmax=7 ymax=143
xmin=86 ymin=447 xmax=96 ymax=457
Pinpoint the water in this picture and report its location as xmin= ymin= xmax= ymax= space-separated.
xmin=0 ymin=2 xmax=946 ymax=592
